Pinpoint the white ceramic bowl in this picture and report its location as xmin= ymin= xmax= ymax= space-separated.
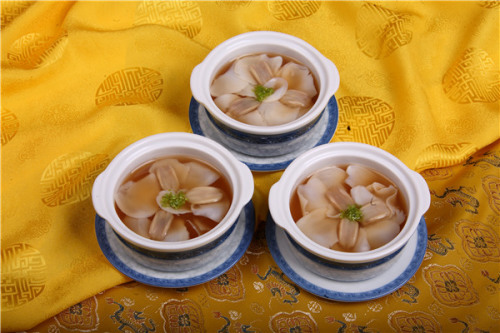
xmin=268 ymin=142 xmax=430 ymax=280
xmin=190 ymin=31 xmax=340 ymax=156
xmin=92 ymin=132 xmax=254 ymax=257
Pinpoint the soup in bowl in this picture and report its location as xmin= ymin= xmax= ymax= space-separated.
xmin=190 ymin=31 xmax=340 ymax=156
xmin=268 ymin=142 xmax=430 ymax=280
xmin=92 ymin=132 xmax=254 ymax=257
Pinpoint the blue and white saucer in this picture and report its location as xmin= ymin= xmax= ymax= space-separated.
xmin=189 ymin=97 xmax=339 ymax=172
xmin=95 ymin=202 xmax=255 ymax=288
xmin=266 ymin=216 xmax=427 ymax=301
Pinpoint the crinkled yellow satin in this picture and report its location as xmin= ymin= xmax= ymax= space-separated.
xmin=1 ymin=1 xmax=499 ymax=331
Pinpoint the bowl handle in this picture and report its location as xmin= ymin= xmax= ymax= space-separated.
xmin=323 ymin=56 xmax=340 ymax=97
xmin=268 ymin=183 xmax=289 ymax=230
xmin=190 ymin=64 xmax=207 ymax=105
xmin=412 ymin=170 xmax=431 ymax=216
xmin=91 ymin=173 xmax=110 ymax=220
xmin=237 ymin=161 xmax=255 ymax=205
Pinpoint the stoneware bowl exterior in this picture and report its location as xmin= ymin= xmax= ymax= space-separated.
xmin=92 ymin=132 xmax=254 ymax=256
xmin=268 ymin=142 xmax=430 ymax=280
xmin=190 ymin=31 xmax=340 ymax=156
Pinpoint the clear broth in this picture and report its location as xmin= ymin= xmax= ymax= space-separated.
xmin=290 ymin=164 xmax=408 ymax=252
xmin=211 ymin=52 xmax=319 ymax=123
xmin=115 ymin=156 xmax=232 ymax=240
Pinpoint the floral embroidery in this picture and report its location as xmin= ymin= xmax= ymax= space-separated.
xmin=204 ymin=266 xmax=245 ymax=301
xmin=455 ymin=220 xmax=500 ymax=262
xmin=270 ymin=311 xmax=319 ymax=333
xmin=423 ymin=264 xmax=479 ymax=306
xmin=54 ymin=297 xmax=99 ymax=331
xmin=161 ymin=299 xmax=204 ymax=331
xmin=388 ymin=310 xmax=441 ymax=332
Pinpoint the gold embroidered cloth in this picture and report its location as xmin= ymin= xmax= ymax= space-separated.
xmin=1 ymin=1 xmax=499 ymax=332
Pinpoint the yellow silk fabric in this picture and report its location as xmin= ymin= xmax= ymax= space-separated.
xmin=1 ymin=1 xmax=498 ymax=332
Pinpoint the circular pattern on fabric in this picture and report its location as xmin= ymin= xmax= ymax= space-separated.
xmin=135 ymin=1 xmax=202 ymax=38
xmin=204 ymin=266 xmax=245 ymax=302
xmin=215 ymin=0 xmax=251 ymax=10
xmin=267 ymin=1 xmax=321 ymax=21
xmin=161 ymin=299 xmax=205 ymax=331
xmin=415 ymin=142 xmax=477 ymax=170
xmin=269 ymin=311 xmax=319 ymax=332
xmin=420 ymin=168 xmax=453 ymax=181
xmin=335 ymin=96 xmax=394 ymax=146
xmin=423 ymin=264 xmax=479 ymax=307
xmin=0 ymin=1 xmax=34 ymax=29
xmin=388 ymin=310 xmax=441 ymax=332
xmin=40 ymin=152 xmax=109 ymax=207
xmin=37 ymin=34 xmax=69 ymax=68
xmin=478 ymin=1 xmax=500 ymax=8
xmin=1 ymin=243 xmax=46 ymax=311
xmin=7 ymin=33 xmax=49 ymax=68
xmin=455 ymin=220 xmax=500 ymax=262
xmin=95 ymin=67 xmax=163 ymax=106
xmin=356 ymin=3 xmax=413 ymax=59
xmin=1 ymin=108 xmax=19 ymax=146
xmin=443 ymin=48 xmax=500 ymax=104
xmin=54 ymin=297 xmax=99 ymax=331
xmin=482 ymin=175 xmax=500 ymax=216
xmin=6 ymin=32 xmax=67 ymax=69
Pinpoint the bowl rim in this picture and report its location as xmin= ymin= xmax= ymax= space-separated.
xmin=190 ymin=30 xmax=340 ymax=136
xmin=92 ymin=132 xmax=254 ymax=253
xmin=268 ymin=142 xmax=430 ymax=263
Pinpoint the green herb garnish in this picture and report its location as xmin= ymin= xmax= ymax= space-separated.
xmin=160 ymin=191 xmax=187 ymax=210
xmin=340 ymin=204 xmax=363 ymax=222
xmin=254 ymin=85 xmax=274 ymax=102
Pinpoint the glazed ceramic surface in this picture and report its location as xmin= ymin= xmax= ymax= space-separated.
xmin=96 ymin=202 xmax=255 ymax=288
xmin=190 ymin=31 xmax=340 ymax=138
xmin=92 ymin=132 xmax=254 ymax=255
xmin=266 ymin=214 xmax=427 ymax=300
xmin=268 ymin=142 xmax=430 ymax=265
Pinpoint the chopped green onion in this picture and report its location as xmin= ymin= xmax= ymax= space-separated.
xmin=160 ymin=191 xmax=187 ymax=210
xmin=340 ymin=204 xmax=363 ymax=222
xmin=254 ymin=85 xmax=274 ymax=102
